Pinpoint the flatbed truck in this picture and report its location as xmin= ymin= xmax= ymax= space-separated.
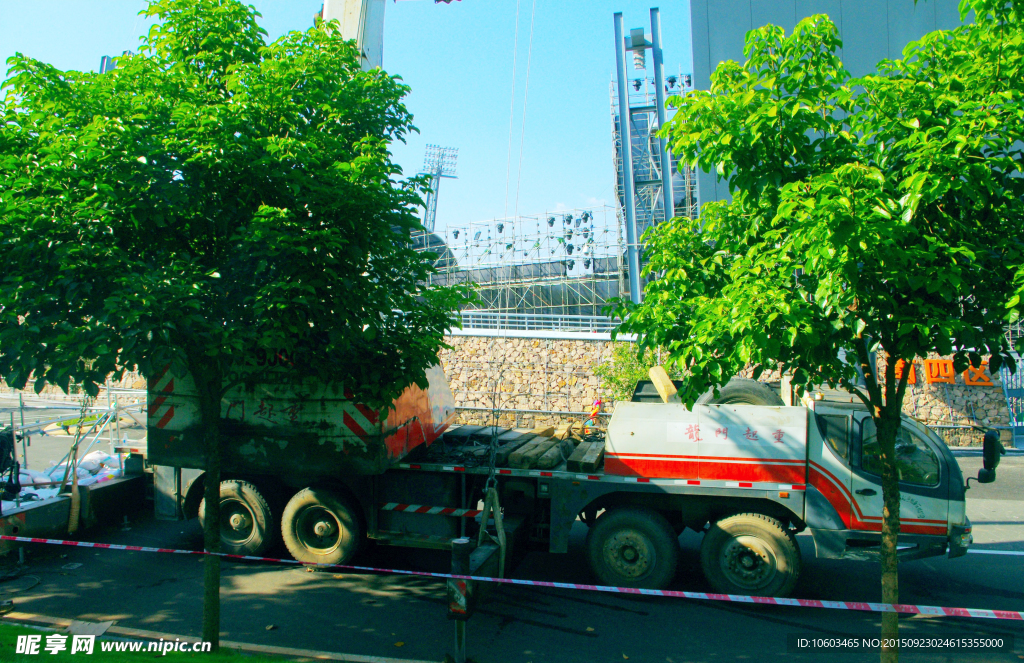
xmin=146 ymin=369 xmax=996 ymax=595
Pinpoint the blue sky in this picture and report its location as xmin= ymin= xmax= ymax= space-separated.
xmin=0 ymin=0 xmax=693 ymax=232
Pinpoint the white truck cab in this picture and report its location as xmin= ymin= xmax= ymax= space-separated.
xmin=597 ymin=378 xmax=995 ymax=595
xmin=805 ymin=400 xmax=972 ymax=561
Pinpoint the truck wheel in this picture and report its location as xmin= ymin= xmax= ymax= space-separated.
xmin=701 ymin=513 xmax=801 ymax=597
xmin=586 ymin=508 xmax=678 ymax=589
xmin=695 ymin=377 xmax=784 ymax=406
xmin=198 ymin=480 xmax=274 ymax=556
xmin=281 ymin=487 xmax=363 ymax=566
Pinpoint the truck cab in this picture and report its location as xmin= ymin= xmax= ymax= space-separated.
xmin=806 ymin=400 xmax=972 ymax=561
xmin=594 ymin=378 xmax=982 ymax=596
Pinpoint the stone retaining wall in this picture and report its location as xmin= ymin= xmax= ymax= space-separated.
xmin=0 ymin=372 xmax=146 ymax=407
xmin=4 ymin=339 xmax=1010 ymax=446
xmin=438 ymin=335 xmax=615 ymax=414
xmin=441 ymin=334 xmax=1013 ymax=446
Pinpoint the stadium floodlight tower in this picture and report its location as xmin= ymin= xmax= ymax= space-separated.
xmin=421 ymin=144 xmax=458 ymax=233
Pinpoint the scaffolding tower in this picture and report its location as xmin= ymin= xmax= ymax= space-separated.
xmin=610 ymin=74 xmax=699 ymax=239
xmin=413 ymin=205 xmax=626 ymax=319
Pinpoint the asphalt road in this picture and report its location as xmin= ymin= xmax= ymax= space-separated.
xmin=0 ymin=458 xmax=1022 ymax=663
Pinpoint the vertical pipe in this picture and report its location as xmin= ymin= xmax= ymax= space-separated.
xmin=450 ymin=537 xmax=471 ymax=663
xmin=10 ymin=413 xmax=19 ymax=508
xmin=9 ymin=413 xmax=15 ymax=465
xmin=454 ymin=621 xmax=466 ymax=663
xmin=106 ymin=378 xmax=115 ymax=453
xmin=18 ymin=392 xmax=27 ymax=470
xmin=650 ymin=7 xmax=674 ymax=223
xmin=614 ymin=13 xmax=642 ymax=304
xmin=460 ymin=473 xmax=466 ymax=538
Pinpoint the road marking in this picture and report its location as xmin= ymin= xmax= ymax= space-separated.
xmin=967 ymin=549 xmax=1024 ymax=556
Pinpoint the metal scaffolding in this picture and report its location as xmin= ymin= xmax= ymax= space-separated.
xmin=610 ymin=73 xmax=699 ymax=239
xmin=414 ymin=205 xmax=627 ymax=318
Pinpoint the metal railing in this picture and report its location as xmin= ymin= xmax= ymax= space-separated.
xmin=457 ymin=311 xmax=617 ymax=333
xmin=0 ymin=387 xmax=146 ymax=472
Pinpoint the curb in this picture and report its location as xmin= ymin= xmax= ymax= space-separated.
xmin=2 ymin=612 xmax=437 ymax=663
xmin=950 ymin=447 xmax=1024 ymax=457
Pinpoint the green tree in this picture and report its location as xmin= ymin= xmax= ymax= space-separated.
xmin=0 ymin=0 xmax=468 ymax=648
xmin=611 ymin=4 xmax=1023 ymax=660
xmin=594 ymin=342 xmax=681 ymax=402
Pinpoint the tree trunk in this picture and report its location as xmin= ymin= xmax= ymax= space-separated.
xmin=196 ymin=368 xmax=222 ymax=651
xmin=877 ymin=413 xmax=901 ymax=663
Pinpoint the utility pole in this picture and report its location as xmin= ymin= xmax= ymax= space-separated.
xmin=613 ymin=13 xmax=641 ymax=305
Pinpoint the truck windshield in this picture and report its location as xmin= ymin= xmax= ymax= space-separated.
xmin=860 ymin=419 xmax=940 ymax=486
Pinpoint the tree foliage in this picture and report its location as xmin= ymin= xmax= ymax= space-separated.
xmin=0 ymin=0 xmax=470 ymax=646
xmin=610 ymin=2 xmax=1023 ymax=658
xmin=0 ymin=0 xmax=468 ymax=408
xmin=614 ymin=9 xmax=1022 ymax=404
xmin=594 ymin=343 xmax=681 ymax=402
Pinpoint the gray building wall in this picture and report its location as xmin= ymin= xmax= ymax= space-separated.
xmin=689 ymin=0 xmax=967 ymax=205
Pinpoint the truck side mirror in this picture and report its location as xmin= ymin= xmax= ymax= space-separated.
xmin=983 ymin=430 xmax=1005 ymax=471
xmin=975 ymin=430 xmax=1006 ymax=484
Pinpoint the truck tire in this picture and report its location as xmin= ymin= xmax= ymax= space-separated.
xmin=198 ymin=480 xmax=274 ymax=556
xmin=696 ymin=377 xmax=784 ymax=406
xmin=281 ymin=487 xmax=363 ymax=566
xmin=586 ymin=508 xmax=678 ymax=589
xmin=701 ymin=512 xmax=801 ymax=597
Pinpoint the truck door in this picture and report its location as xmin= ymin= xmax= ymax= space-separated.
xmin=807 ymin=405 xmax=856 ymax=529
xmin=849 ymin=414 xmax=948 ymax=536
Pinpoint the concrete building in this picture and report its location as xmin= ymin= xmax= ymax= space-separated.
xmin=689 ymin=0 xmax=966 ymax=206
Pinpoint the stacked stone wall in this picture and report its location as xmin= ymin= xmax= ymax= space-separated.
xmin=0 ymin=372 xmax=147 ymax=407
xmin=3 ymin=338 xmax=1010 ymax=446
xmin=875 ymin=354 xmax=1010 ymax=446
xmin=437 ymin=335 xmax=615 ymax=429
xmin=441 ymin=334 xmax=1013 ymax=446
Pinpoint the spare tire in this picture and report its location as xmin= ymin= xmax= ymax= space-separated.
xmin=695 ymin=377 xmax=784 ymax=406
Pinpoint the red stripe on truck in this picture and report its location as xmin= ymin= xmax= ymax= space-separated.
xmin=697 ymin=461 xmax=805 ymax=485
xmin=155 ymin=406 xmax=176 ymax=429
xmin=148 ymin=379 xmax=175 ymax=413
xmin=605 ymin=455 xmax=804 ymax=484
xmin=604 ymin=455 xmax=699 ymax=479
xmin=343 ymin=411 xmax=367 ymax=437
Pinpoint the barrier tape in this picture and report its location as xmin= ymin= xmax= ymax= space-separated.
xmin=1 ymin=534 xmax=1021 ymax=622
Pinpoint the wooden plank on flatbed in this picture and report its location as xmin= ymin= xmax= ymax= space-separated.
xmin=566 ymin=441 xmax=595 ymax=472
xmin=508 ymin=436 xmax=560 ymax=469
xmin=469 ymin=426 xmax=509 ymax=444
xmin=494 ymin=433 xmax=535 ymax=466
xmin=443 ymin=425 xmax=485 ymax=446
xmin=535 ymin=439 xmax=574 ymax=469
xmin=497 ymin=429 xmax=533 ymax=444
xmin=578 ymin=441 xmax=605 ymax=472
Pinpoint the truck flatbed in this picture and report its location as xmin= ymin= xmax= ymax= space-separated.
xmin=396 ymin=425 xmax=808 ymax=494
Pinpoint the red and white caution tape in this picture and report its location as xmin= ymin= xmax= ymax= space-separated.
xmin=379 ymin=503 xmax=482 ymax=517
xmin=1 ymin=534 xmax=1021 ymax=622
